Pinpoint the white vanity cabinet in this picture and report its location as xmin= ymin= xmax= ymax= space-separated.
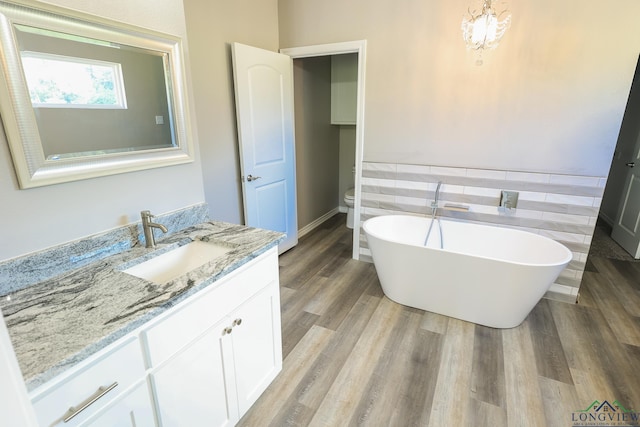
xmin=29 ymin=337 xmax=155 ymax=427
xmin=28 ymin=246 xmax=282 ymax=427
xmin=143 ymin=247 xmax=282 ymax=427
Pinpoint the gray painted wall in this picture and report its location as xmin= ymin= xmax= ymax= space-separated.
xmin=293 ymin=56 xmax=340 ymax=229
xmin=0 ymin=0 xmax=205 ymax=261
xmin=278 ymin=0 xmax=640 ymax=179
xmin=183 ymin=0 xmax=279 ymax=224
xmin=7 ymin=0 xmax=636 ymax=262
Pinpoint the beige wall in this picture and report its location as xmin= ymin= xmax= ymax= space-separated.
xmin=183 ymin=0 xmax=279 ymax=224
xmin=278 ymin=0 xmax=640 ymax=178
xmin=293 ymin=57 xmax=340 ymax=228
xmin=0 ymin=0 xmax=205 ymax=261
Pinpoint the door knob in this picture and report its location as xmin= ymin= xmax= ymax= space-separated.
xmin=246 ymin=175 xmax=261 ymax=182
xmin=626 ymin=162 xmax=635 ymax=168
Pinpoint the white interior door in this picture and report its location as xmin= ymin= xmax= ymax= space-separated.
xmin=612 ymin=136 xmax=640 ymax=259
xmin=232 ymin=43 xmax=297 ymax=253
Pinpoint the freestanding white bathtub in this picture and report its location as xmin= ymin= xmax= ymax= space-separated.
xmin=363 ymin=215 xmax=573 ymax=328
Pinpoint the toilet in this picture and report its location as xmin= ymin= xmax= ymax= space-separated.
xmin=344 ymin=188 xmax=355 ymax=229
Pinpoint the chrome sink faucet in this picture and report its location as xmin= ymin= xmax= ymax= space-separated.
xmin=141 ymin=210 xmax=168 ymax=248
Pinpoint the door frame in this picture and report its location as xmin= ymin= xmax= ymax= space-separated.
xmin=280 ymin=40 xmax=367 ymax=260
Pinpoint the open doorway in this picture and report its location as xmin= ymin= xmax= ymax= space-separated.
xmin=281 ymin=41 xmax=367 ymax=260
xmin=290 ymin=54 xmax=357 ymax=236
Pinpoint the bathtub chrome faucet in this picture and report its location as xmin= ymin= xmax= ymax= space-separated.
xmin=424 ymin=181 xmax=444 ymax=249
xmin=141 ymin=210 xmax=168 ymax=248
xmin=431 ymin=180 xmax=442 ymax=210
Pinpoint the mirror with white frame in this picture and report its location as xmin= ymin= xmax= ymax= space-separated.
xmin=0 ymin=1 xmax=194 ymax=188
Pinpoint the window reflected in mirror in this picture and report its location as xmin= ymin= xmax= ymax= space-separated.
xmin=14 ymin=24 xmax=175 ymax=160
xmin=21 ymin=52 xmax=127 ymax=109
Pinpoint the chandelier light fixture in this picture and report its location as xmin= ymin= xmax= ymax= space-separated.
xmin=461 ymin=0 xmax=511 ymax=65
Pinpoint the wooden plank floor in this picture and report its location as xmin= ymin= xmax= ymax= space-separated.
xmin=238 ymin=214 xmax=640 ymax=427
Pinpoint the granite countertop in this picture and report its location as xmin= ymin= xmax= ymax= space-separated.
xmin=0 ymin=220 xmax=283 ymax=392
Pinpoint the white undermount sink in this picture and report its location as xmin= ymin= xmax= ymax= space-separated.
xmin=123 ymin=240 xmax=232 ymax=284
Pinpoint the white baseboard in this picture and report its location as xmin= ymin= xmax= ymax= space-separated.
xmin=298 ymin=207 xmax=341 ymax=238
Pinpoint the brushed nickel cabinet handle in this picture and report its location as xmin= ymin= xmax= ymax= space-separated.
xmin=223 ymin=326 xmax=233 ymax=335
xmin=63 ymin=382 xmax=118 ymax=423
xmin=233 ymin=318 xmax=242 ymax=326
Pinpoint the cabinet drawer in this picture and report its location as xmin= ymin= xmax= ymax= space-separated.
xmin=78 ymin=381 xmax=155 ymax=427
xmin=31 ymin=337 xmax=146 ymax=427
xmin=143 ymin=249 xmax=278 ymax=367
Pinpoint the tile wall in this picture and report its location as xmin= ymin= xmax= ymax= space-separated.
xmin=358 ymin=162 xmax=607 ymax=303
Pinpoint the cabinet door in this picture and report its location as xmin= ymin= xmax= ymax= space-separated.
xmin=78 ymin=382 xmax=155 ymax=427
xmin=150 ymin=324 xmax=236 ymax=427
xmin=331 ymin=53 xmax=358 ymax=125
xmin=230 ymin=282 xmax=282 ymax=415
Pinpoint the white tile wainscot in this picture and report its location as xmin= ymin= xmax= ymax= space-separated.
xmin=358 ymin=162 xmax=606 ymax=303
